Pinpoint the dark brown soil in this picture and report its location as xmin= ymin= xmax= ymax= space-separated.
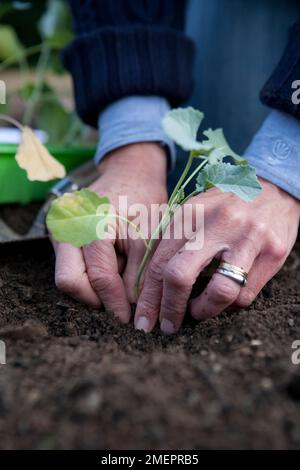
xmin=0 ymin=232 xmax=300 ymax=449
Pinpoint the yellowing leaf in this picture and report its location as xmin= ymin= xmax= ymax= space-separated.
xmin=15 ymin=126 xmax=66 ymax=181
xmin=46 ymin=189 xmax=111 ymax=247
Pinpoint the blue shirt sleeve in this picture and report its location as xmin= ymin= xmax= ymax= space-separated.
xmin=245 ymin=110 xmax=300 ymax=200
xmin=95 ymin=96 xmax=176 ymax=170
xmin=96 ymin=96 xmax=300 ymax=200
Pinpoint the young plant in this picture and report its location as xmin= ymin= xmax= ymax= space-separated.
xmin=0 ymin=0 xmax=88 ymax=147
xmin=46 ymin=107 xmax=262 ymax=298
xmin=0 ymin=1 xmax=82 ymax=181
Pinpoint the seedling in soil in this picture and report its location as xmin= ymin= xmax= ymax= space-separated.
xmin=47 ymin=107 xmax=262 ymax=298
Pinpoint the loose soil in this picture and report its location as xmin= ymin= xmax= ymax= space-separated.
xmin=0 ymin=206 xmax=299 ymax=450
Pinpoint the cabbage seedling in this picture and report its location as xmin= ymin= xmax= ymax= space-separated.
xmin=47 ymin=107 xmax=262 ymax=298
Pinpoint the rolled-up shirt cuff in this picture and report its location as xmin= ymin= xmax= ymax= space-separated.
xmin=95 ymin=95 xmax=176 ymax=171
xmin=244 ymin=110 xmax=300 ymax=200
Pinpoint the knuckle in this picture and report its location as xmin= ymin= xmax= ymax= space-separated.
xmin=147 ymin=259 xmax=163 ymax=284
xmin=87 ymin=267 xmax=114 ymax=292
xmin=265 ymin=235 xmax=287 ymax=262
xmin=213 ymin=280 xmax=238 ymax=304
xmin=220 ymin=205 xmax=242 ymax=225
xmin=219 ymin=204 xmax=232 ymax=221
xmin=236 ymin=289 xmax=256 ymax=308
xmin=163 ymin=264 xmax=192 ymax=288
xmin=252 ymin=221 xmax=268 ymax=239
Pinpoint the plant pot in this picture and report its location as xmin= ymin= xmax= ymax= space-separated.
xmin=0 ymin=142 xmax=96 ymax=204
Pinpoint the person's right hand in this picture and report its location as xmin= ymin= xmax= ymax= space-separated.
xmin=52 ymin=142 xmax=168 ymax=323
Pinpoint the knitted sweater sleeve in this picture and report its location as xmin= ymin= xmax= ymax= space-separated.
xmin=63 ymin=0 xmax=195 ymax=127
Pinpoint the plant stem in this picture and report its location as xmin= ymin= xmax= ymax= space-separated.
xmin=0 ymin=114 xmax=23 ymax=130
xmin=134 ymin=205 xmax=173 ymax=299
xmin=180 ymin=158 xmax=208 ymax=190
xmin=0 ymin=44 xmax=43 ymax=72
xmin=168 ymin=152 xmax=194 ymax=207
xmin=108 ymin=214 xmax=149 ymax=249
xmin=179 ymin=190 xmax=199 ymax=205
xmin=0 ymin=44 xmax=44 ymax=72
xmin=133 ymin=151 xmax=211 ymax=300
xmin=134 ymin=151 xmax=201 ymax=299
xmin=63 ymin=116 xmax=83 ymax=146
xmin=23 ymin=42 xmax=51 ymax=127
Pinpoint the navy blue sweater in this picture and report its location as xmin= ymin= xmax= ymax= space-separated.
xmin=63 ymin=0 xmax=300 ymax=128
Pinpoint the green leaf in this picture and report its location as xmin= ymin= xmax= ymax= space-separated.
xmin=0 ymin=3 xmax=14 ymax=20
xmin=202 ymin=128 xmax=248 ymax=165
xmin=205 ymin=148 xmax=225 ymax=165
xmin=196 ymin=162 xmax=262 ymax=202
xmin=46 ymin=189 xmax=111 ymax=247
xmin=0 ymin=25 xmax=24 ymax=61
xmin=46 ymin=30 xmax=74 ymax=49
xmin=162 ymin=107 xmax=212 ymax=152
xmin=39 ymin=0 xmax=73 ymax=41
xmin=18 ymin=81 xmax=55 ymax=100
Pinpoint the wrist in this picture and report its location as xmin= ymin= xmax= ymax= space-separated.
xmin=95 ymin=96 xmax=176 ymax=172
xmin=98 ymin=142 xmax=168 ymax=185
xmin=259 ymin=177 xmax=300 ymax=217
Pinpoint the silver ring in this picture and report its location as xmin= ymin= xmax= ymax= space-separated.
xmin=216 ymin=261 xmax=248 ymax=287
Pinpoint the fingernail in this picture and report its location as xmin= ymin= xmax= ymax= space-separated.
xmin=160 ymin=319 xmax=176 ymax=335
xmin=135 ymin=316 xmax=150 ymax=333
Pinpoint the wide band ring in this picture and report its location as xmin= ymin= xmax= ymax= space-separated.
xmin=216 ymin=261 xmax=248 ymax=287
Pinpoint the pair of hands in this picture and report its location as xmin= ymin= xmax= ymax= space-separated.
xmin=53 ymin=143 xmax=300 ymax=334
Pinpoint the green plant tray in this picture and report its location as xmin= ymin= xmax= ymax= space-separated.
xmin=0 ymin=144 xmax=96 ymax=204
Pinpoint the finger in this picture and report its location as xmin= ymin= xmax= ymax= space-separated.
xmin=134 ymin=199 xmax=208 ymax=333
xmin=134 ymin=237 xmax=184 ymax=333
xmin=53 ymin=242 xmax=101 ymax=308
xmin=234 ymin=247 xmax=286 ymax=308
xmin=190 ymin=242 xmax=258 ymax=321
xmin=122 ymin=240 xmax=146 ymax=304
xmin=83 ymin=239 xmax=131 ymax=323
xmin=159 ymin=244 xmax=216 ymax=334
xmin=117 ymin=253 xmax=126 ymax=274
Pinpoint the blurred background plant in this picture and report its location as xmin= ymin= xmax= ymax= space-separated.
xmin=0 ymin=0 xmax=94 ymax=146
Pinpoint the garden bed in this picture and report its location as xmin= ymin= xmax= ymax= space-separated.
xmin=0 ymin=211 xmax=299 ymax=449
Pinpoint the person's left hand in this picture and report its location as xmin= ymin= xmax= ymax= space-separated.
xmin=134 ymin=178 xmax=300 ymax=334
